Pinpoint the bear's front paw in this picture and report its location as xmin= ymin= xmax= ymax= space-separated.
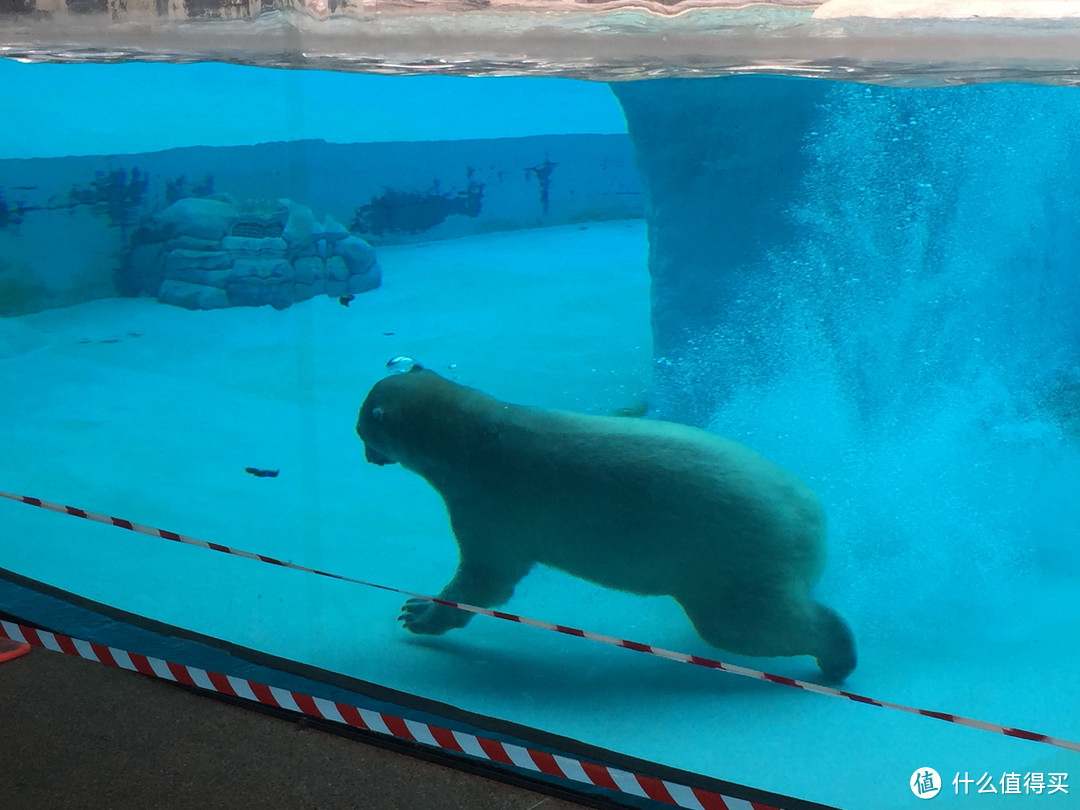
xmin=398 ymin=597 xmax=467 ymax=635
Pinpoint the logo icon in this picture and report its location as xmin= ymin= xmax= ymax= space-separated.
xmin=911 ymin=767 xmax=941 ymax=799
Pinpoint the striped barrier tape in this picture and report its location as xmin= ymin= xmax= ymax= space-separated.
xmin=0 ymin=617 xmax=786 ymax=810
xmin=2 ymin=489 xmax=1079 ymax=755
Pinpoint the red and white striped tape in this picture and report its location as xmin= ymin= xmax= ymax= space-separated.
xmin=0 ymin=617 xmax=784 ymax=810
xmin=3 ymin=489 xmax=1079 ymax=755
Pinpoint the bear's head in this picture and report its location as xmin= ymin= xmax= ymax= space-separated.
xmin=356 ymin=364 xmax=437 ymax=467
xmin=357 ymin=365 xmax=490 ymax=484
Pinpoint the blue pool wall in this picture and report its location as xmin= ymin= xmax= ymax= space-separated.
xmin=0 ymin=136 xmax=643 ymax=314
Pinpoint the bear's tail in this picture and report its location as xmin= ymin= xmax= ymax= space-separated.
xmin=813 ymin=603 xmax=857 ymax=683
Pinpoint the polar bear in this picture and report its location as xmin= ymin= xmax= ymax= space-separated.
xmin=356 ymin=366 xmax=856 ymax=682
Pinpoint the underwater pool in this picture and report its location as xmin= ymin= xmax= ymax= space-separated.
xmin=2 ymin=5 xmax=1080 ymax=809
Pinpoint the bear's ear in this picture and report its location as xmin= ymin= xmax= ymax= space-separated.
xmin=371 ymin=406 xmax=386 ymax=423
xmin=408 ymin=363 xmax=425 ymax=372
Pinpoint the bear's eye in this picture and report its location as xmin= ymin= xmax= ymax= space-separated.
xmin=371 ymin=406 xmax=385 ymax=422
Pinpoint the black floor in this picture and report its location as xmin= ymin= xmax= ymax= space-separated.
xmin=0 ymin=646 xmax=595 ymax=810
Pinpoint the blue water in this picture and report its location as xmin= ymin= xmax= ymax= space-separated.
xmin=696 ymin=82 xmax=1080 ymax=636
xmin=0 ymin=61 xmax=626 ymax=159
xmin=1 ymin=59 xmax=1079 ymax=809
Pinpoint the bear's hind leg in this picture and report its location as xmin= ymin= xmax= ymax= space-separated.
xmin=810 ymin=602 xmax=857 ymax=683
xmin=400 ymin=557 xmax=531 ymax=636
xmin=679 ymin=593 xmax=857 ymax=683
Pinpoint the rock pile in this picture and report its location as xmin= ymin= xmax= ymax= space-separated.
xmin=126 ymin=197 xmax=380 ymax=310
